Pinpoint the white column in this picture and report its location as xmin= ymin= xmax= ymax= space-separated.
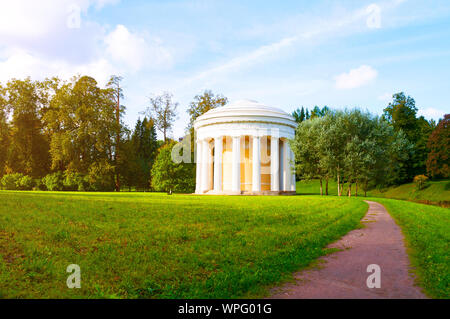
xmin=252 ymin=136 xmax=261 ymax=192
xmin=201 ymin=139 xmax=210 ymax=193
xmin=271 ymin=137 xmax=279 ymax=191
xmin=232 ymin=136 xmax=241 ymax=193
xmin=195 ymin=139 xmax=202 ymax=193
xmin=213 ymin=136 xmax=223 ymax=192
xmin=290 ymin=148 xmax=296 ymax=192
xmin=283 ymin=140 xmax=289 ymax=191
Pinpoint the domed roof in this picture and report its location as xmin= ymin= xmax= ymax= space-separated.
xmin=194 ymin=99 xmax=297 ymax=129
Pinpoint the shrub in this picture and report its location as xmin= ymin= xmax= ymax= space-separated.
xmin=64 ymin=171 xmax=89 ymax=191
xmin=18 ymin=175 xmax=34 ymax=190
xmin=33 ymin=178 xmax=47 ymax=191
xmin=413 ymin=174 xmax=429 ymax=190
xmin=43 ymin=172 xmax=64 ymax=191
xmin=1 ymin=173 xmax=24 ymax=190
xmin=86 ymin=162 xmax=115 ymax=191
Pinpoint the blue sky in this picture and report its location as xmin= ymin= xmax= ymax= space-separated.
xmin=1 ymin=0 xmax=449 ymax=139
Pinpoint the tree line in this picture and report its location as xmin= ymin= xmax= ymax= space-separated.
xmin=291 ymin=93 xmax=448 ymax=196
xmin=0 ymin=75 xmax=227 ymax=192
xmin=0 ymin=74 xmax=447 ymax=193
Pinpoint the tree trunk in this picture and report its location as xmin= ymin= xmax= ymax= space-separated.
xmin=355 ymin=181 xmax=358 ymax=197
xmin=325 ymin=178 xmax=329 ymax=195
xmin=319 ymin=179 xmax=323 ymax=196
xmin=337 ymin=172 xmax=341 ymax=196
xmin=348 ymin=183 xmax=352 ymax=197
xmin=115 ymin=89 xmax=120 ymax=192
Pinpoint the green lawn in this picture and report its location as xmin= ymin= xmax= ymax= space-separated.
xmin=367 ymin=180 xmax=450 ymax=206
xmin=296 ymin=179 xmax=450 ymax=206
xmin=0 ymin=191 xmax=367 ymax=298
xmin=368 ymin=198 xmax=450 ymax=299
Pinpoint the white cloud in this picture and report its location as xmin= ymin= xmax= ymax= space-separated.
xmin=104 ymin=25 xmax=173 ymax=72
xmin=0 ymin=48 xmax=116 ymax=86
xmin=0 ymin=0 xmax=118 ymax=38
xmin=335 ymin=65 xmax=378 ymax=89
xmin=0 ymin=1 xmax=174 ymax=86
xmin=417 ymin=107 xmax=447 ymax=121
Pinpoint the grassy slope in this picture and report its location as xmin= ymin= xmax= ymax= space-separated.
xmin=367 ymin=180 xmax=450 ymax=206
xmin=296 ymin=179 xmax=450 ymax=205
xmin=0 ymin=191 xmax=367 ymax=298
xmin=368 ymin=198 xmax=450 ymax=298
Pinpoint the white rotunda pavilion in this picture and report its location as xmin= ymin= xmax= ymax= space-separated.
xmin=194 ymin=99 xmax=297 ymax=195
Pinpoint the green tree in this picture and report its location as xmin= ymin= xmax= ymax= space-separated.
xmin=0 ymin=84 xmax=10 ymax=177
xmin=4 ymin=78 xmax=50 ymax=177
xmin=310 ymin=105 xmax=330 ymax=119
xmin=186 ymin=90 xmax=227 ymax=164
xmin=123 ymin=117 xmax=159 ymax=190
xmin=106 ymin=75 xmax=124 ymax=192
xmin=293 ymin=109 xmax=412 ymax=196
xmin=186 ymin=90 xmax=227 ymax=131
xmin=147 ymin=92 xmax=178 ymax=142
xmin=383 ymin=92 xmax=433 ymax=181
xmin=426 ymin=114 xmax=449 ymax=178
xmin=292 ymin=107 xmax=306 ymax=123
xmin=291 ymin=117 xmax=328 ymax=195
xmin=151 ymin=141 xmax=195 ymax=193
xmin=43 ymin=76 xmax=120 ymax=190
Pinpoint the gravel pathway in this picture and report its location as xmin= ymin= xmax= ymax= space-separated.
xmin=270 ymin=200 xmax=426 ymax=299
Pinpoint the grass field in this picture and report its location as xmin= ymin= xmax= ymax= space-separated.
xmin=296 ymin=179 xmax=450 ymax=206
xmin=368 ymin=198 xmax=450 ymax=299
xmin=0 ymin=191 xmax=367 ymax=298
xmin=367 ymin=180 xmax=450 ymax=206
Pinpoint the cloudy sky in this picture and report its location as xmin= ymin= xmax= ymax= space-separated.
xmin=1 ymin=0 xmax=449 ymax=139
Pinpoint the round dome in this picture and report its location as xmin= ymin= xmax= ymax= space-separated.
xmin=194 ymin=99 xmax=297 ymax=130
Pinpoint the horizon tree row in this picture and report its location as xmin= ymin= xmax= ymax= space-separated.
xmin=0 ymin=75 xmax=447 ymax=192
xmin=291 ymin=93 xmax=447 ymax=188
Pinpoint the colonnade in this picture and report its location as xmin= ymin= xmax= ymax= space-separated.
xmin=195 ymin=135 xmax=295 ymax=194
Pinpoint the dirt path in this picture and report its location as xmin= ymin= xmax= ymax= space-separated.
xmin=270 ymin=200 xmax=426 ymax=299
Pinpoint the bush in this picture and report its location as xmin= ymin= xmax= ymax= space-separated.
xmin=18 ymin=175 xmax=34 ymax=190
xmin=43 ymin=172 xmax=64 ymax=191
xmin=33 ymin=178 xmax=47 ymax=191
xmin=86 ymin=162 xmax=115 ymax=191
xmin=413 ymin=174 xmax=429 ymax=190
xmin=64 ymin=171 xmax=89 ymax=191
xmin=1 ymin=173 xmax=24 ymax=190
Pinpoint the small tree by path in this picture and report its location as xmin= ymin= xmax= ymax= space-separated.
xmin=151 ymin=141 xmax=195 ymax=193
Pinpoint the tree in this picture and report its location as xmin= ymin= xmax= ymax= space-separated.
xmin=426 ymin=114 xmax=449 ymax=178
xmin=151 ymin=141 xmax=195 ymax=193
xmin=106 ymin=75 xmax=124 ymax=192
xmin=291 ymin=117 xmax=328 ymax=195
xmin=4 ymin=78 xmax=50 ymax=177
xmin=292 ymin=109 xmax=412 ymax=196
xmin=186 ymin=90 xmax=227 ymax=131
xmin=292 ymin=107 xmax=306 ymax=123
xmin=383 ymin=92 xmax=434 ymax=182
xmin=126 ymin=117 xmax=158 ymax=190
xmin=0 ymin=84 xmax=10 ymax=177
xmin=310 ymin=105 xmax=330 ymax=119
xmin=43 ymin=75 xmax=120 ymax=190
xmin=186 ymin=90 xmax=227 ymax=166
xmin=147 ymin=92 xmax=178 ymax=142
